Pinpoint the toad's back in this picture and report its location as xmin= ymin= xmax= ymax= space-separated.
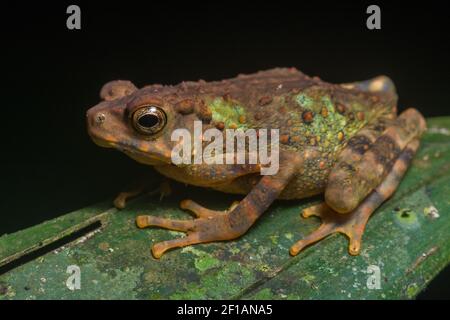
xmin=181 ymin=68 xmax=399 ymax=198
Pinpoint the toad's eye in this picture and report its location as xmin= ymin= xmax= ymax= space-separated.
xmin=132 ymin=106 xmax=167 ymax=135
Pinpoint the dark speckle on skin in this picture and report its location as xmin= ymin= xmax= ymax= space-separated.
xmin=336 ymin=103 xmax=346 ymax=114
xmin=348 ymin=112 xmax=355 ymax=121
xmin=215 ymin=122 xmax=225 ymax=130
xmin=357 ymin=111 xmax=365 ymax=121
xmin=254 ymin=112 xmax=263 ymax=120
xmin=280 ymin=135 xmax=290 ymax=144
xmin=175 ymin=99 xmax=195 ymax=114
xmin=302 ymin=111 xmax=314 ymax=123
xmin=223 ymin=93 xmax=231 ymax=102
xmin=258 ymin=96 xmax=273 ymax=106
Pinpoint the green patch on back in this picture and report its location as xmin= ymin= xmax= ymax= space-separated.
xmin=291 ymin=91 xmax=368 ymax=153
xmin=295 ymin=93 xmax=314 ymax=108
xmin=207 ymin=97 xmax=249 ymax=129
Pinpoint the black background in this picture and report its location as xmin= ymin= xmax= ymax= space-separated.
xmin=0 ymin=1 xmax=449 ymax=299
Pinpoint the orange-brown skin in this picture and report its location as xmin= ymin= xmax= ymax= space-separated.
xmin=86 ymin=68 xmax=426 ymax=258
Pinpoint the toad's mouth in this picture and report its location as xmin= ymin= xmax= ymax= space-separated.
xmin=121 ymin=149 xmax=170 ymax=166
xmin=90 ymin=135 xmax=170 ymax=166
xmin=90 ymin=135 xmax=113 ymax=149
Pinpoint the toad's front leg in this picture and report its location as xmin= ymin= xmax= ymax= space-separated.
xmin=113 ymin=177 xmax=171 ymax=209
xmin=136 ymin=154 xmax=302 ymax=258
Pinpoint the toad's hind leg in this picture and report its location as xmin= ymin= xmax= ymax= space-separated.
xmin=326 ymin=108 xmax=426 ymax=213
xmin=290 ymin=138 xmax=420 ymax=256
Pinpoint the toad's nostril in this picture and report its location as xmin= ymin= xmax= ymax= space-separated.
xmin=95 ymin=113 xmax=106 ymax=124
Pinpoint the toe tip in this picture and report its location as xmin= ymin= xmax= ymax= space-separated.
xmin=348 ymin=243 xmax=361 ymax=256
xmin=179 ymin=199 xmax=191 ymax=209
xmin=151 ymin=245 xmax=164 ymax=259
xmin=136 ymin=216 xmax=148 ymax=228
xmin=113 ymin=198 xmax=126 ymax=209
xmin=289 ymin=246 xmax=300 ymax=256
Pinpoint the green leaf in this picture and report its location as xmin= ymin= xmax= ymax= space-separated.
xmin=1 ymin=117 xmax=449 ymax=300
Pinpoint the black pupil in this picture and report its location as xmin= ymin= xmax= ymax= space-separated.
xmin=138 ymin=114 xmax=159 ymax=128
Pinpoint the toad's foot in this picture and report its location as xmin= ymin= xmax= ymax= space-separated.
xmin=290 ymin=202 xmax=368 ymax=256
xmin=113 ymin=178 xmax=171 ymax=209
xmin=136 ymin=199 xmax=240 ymax=258
xmin=290 ymin=138 xmax=420 ymax=256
